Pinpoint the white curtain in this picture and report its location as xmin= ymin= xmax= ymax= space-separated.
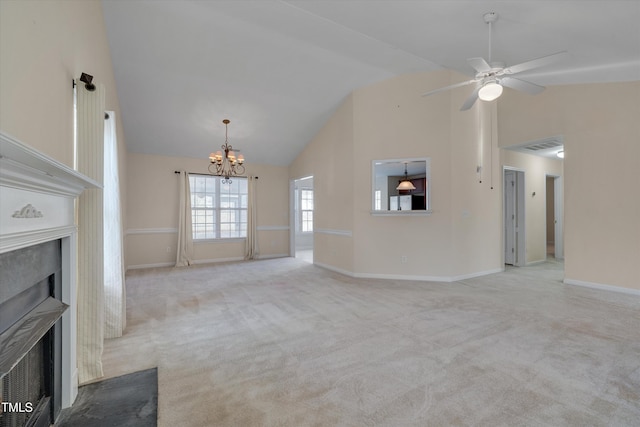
xmin=76 ymin=81 xmax=105 ymax=383
xmin=245 ymin=176 xmax=259 ymax=260
xmin=176 ymin=171 xmax=194 ymax=267
xmin=103 ymin=112 xmax=126 ymax=339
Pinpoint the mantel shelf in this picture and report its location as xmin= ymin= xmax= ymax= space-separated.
xmin=0 ymin=131 xmax=101 ymax=196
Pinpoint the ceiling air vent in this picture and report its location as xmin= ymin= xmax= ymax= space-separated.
xmin=523 ymin=139 xmax=563 ymax=151
xmin=503 ymin=136 xmax=564 ymax=159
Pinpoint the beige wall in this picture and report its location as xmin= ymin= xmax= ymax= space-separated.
xmin=290 ymin=71 xmax=639 ymax=290
xmin=0 ymin=0 xmax=127 ymax=222
xmin=291 ymin=70 xmax=503 ymax=280
xmin=352 ymin=72 xmax=453 ymax=278
xmin=289 ymin=95 xmax=356 ymax=273
xmin=499 ymin=82 xmax=640 ymax=290
xmin=125 ymin=152 xmax=289 ymax=269
xmin=0 ymin=0 xmax=125 ymax=168
xmin=449 ymin=86 xmax=502 ymax=277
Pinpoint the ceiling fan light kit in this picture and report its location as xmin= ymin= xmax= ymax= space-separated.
xmin=422 ymin=12 xmax=567 ymax=111
xmin=478 ymin=80 xmax=503 ymax=101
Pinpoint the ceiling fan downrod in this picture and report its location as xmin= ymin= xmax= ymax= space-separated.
xmin=484 ymin=12 xmax=498 ymax=64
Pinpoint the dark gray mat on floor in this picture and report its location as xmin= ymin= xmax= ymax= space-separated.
xmin=56 ymin=367 xmax=157 ymax=427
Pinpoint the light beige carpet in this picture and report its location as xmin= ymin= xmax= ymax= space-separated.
xmin=102 ymin=258 xmax=640 ymax=426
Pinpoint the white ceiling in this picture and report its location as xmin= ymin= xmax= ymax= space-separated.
xmin=102 ymin=0 xmax=640 ymax=166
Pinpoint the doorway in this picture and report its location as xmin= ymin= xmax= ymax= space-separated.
xmin=290 ymin=176 xmax=314 ymax=263
xmin=504 ymin=168 xmax=526 ymax=266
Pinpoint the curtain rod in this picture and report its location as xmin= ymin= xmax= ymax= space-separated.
xmin=174 ymin=171 xmax=257 ymax=179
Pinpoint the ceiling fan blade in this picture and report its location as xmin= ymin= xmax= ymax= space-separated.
xmin=460 ymin=86 xmax=481 ymax=111
xmin=467 ymin=57 xmax=492 ymax=73
xmin=422 ymin=79 xmax=477 ymax=97
xmin=500 ymin=77 xmax=546 ymax=95
xmin=503 ymin=51 xmax=568 ymax=75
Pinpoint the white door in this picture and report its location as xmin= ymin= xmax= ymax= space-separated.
xmin=504 ymin=170 xmax=516 ymax=265
xmin=554 ymin=176 xmax=564 ymax=259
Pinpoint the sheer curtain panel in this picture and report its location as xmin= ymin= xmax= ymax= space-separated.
xmin=103 ymin=112 xmax=126 ymax=339
xmin=245 ymin=176 xmax=259 ymax=260
xmin=76 ymin=81 xmax=105 ymax=383
xmin=176 ymin=171 xmax=194 ymax=266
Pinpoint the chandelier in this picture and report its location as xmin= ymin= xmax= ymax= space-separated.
xmin=208 ymin=119 xmax=245 ymax=183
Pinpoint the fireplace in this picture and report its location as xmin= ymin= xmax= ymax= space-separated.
xmin=0 ymin=131 xmax=99 ymax=425
xmin=0 ymin=240 xmax=66 ymax=427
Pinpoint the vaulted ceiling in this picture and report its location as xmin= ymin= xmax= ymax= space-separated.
xmin=102 ymin=1 xmax=640 ymax=166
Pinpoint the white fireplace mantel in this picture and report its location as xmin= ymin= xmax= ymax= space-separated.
xmin=0 ymin=130 xmax=100 ymax=408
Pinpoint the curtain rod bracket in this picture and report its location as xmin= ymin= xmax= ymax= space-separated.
xmin=79 ymin=72 xmax=96 ymax=92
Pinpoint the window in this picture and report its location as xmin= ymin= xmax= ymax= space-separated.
xmin=189 ymin=175 xmax=247 ymax=240
xmin=372 ymin=158 xmax=431 ymax=214
xmin=300 ymin=188 xmax=313 ymax=232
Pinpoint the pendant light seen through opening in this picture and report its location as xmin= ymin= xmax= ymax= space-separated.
xmin=396 ymin=163 xmax=416 ymax=191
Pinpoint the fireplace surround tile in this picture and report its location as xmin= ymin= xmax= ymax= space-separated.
xmin=0 ymin=240 xmax=60 ymax=306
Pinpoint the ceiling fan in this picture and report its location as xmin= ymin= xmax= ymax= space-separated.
xmin=422 ymin=12 xmax=567 ymax=111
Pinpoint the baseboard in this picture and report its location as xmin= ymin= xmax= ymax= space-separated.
xmin=257 ymin=253 xmax=289 ymax=260
xmin=314 ymin=262 xmax=502 ymax=283
xmin=564 ymin=278 xmax=640 ymax=297
xmin=61 ymin=368 xmax=79 ymax=409
xmin=526 ymin=259 xmax=547 ymax=266
xmin=126 ymin=262 xmax=174 ymax=271
xmin=126 ymin=255 xmax=294 ymax=271
xmin=353 ymin=271 xmax=453 ymax=282
xmin=313 ymin=262 xmax=358 ymax=278
xmin=71 ymin=369 xmax=78 ymax=405
xmin=450 ymin=268 xmax=505 ymax=281
xmin=193 ymin=254 xmax=288 ymax=263
xmin=191 ymin=256 xmax=244 ymax=265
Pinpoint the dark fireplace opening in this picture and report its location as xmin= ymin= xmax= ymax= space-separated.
xmin=2 ymin=337 xmax=48 ymax=427
xmin=0 ymin=241 xmax=65 ymax=427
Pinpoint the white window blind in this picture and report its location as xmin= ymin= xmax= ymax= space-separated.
xmin=190 ymin=175 xmax=248 ymax=240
